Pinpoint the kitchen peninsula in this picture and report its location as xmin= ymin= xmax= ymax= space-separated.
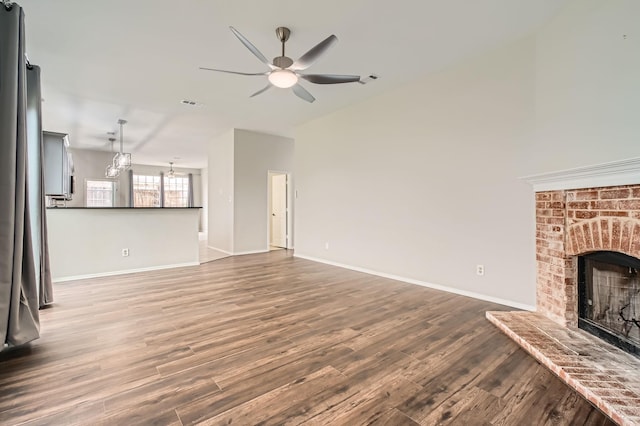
xmin=47 ymin=207 xmax=201 ymax=281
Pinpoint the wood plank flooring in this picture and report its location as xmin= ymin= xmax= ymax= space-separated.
xmin=0 ymin=250 xmax=614 ymax=425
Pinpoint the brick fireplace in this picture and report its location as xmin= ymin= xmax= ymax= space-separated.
xmin=487 ymin=158 xmax=640 ymax=426
xmin=535 ymin=185 xmax=640 ymax=328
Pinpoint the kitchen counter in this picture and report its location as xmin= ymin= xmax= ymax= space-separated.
xmin=47 ymin=207 xmax=202 ymax=209
xmin=46 ymin=207 xmax=201 ymax=281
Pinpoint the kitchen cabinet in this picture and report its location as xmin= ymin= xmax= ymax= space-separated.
xmin=44 ymin=131 xmax=74 ymax=199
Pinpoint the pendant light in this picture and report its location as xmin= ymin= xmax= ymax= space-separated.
xmin=113 ymin=119 xmax=131 ymax=170
xmin=105 ymin=137 xmax=120 ymax=178
xmin=167 ymin=162 xmax=176 ymax=179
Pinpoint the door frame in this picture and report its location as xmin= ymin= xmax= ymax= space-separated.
xmin=267 ymin=170 xmax=292 ymax=250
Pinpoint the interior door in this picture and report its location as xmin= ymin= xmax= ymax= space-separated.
xmin=270 ymin=174 xmax=287 ymax=248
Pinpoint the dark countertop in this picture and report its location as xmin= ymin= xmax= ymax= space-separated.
xmin=47 ymin=207 xmax=203 ymax=209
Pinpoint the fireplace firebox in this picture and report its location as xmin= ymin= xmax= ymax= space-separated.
xmin=578 ymin=251 xmax=640 ymax=358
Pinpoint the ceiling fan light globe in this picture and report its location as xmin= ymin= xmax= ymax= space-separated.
xmin=268 ymin=69 xmax=298 ymax=88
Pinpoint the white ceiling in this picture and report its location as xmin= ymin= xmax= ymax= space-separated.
xmin=18 ymin=0 xmax=568 ymax=168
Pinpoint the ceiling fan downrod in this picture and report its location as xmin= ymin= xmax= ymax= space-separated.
xmin=273 ymin=27 xmax=293 ymax=69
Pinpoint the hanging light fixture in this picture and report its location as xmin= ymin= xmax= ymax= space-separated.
xmin=113 ymin=119 xmax=131 ymax=171
xmin=105 ymin=137 xmax=120 ymax=178
xmin=167 ymin=162 xmax=176 ymax=179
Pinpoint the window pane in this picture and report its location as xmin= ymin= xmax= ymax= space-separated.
xmin=86 ymin=180 xmax=114 ymax=207
xmin=164 ymin=176 xmax=189 ymax=207
xmin=133 ymin=175 xmax=161 ymax=207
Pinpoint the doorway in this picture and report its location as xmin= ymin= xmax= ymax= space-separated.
xmin=268 ymin=172 xmax=290 ymax=250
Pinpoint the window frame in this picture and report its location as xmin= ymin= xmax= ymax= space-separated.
xmin=163 ymin=175 xmax=189 ymax=207
xmin=85 ymin=179 xmax=115 ymax=208
xmin=132 ymin=174 xmax=162 ymax=208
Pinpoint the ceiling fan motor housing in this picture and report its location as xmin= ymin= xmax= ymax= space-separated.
xmin=273 ymin=56 xmax=293 ymax=68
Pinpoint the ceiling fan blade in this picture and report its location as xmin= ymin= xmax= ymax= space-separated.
xmin=291 ymin=35 xmax=338 ymax=71
xmin=229 ymin=26 xmax=274 ymax=69
xmin=199 ymin=67 xmax=267 ymax=76
xmin=292 ymin=84 xmax=315 ymax=103
xmin=299 ymin=74 xmax=361 ymax=84
xmin=250 ymin=85 xmax=272 ymax=98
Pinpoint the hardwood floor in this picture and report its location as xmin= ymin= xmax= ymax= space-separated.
xmin=0 ymin=251 xmax=614 ymax=425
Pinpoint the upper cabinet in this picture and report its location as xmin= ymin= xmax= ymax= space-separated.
xmin=44 ymin=131 xmax=74 ymax=199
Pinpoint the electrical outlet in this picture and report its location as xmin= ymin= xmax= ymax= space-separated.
xmin=122 ymin=248 xmax=129 ymax=257
xmin=476 ymin=264 xmax=484 ymax=276
xmin=325 ymin=242 xmax=329 ymax=250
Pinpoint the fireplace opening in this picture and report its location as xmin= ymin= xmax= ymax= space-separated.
xmin=578 ymin=251 xmax=640 ymax=358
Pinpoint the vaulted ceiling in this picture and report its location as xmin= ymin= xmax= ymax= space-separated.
xmin=18 ymin=0 xmax=569 ymax=168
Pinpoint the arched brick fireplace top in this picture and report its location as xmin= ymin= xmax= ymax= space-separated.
xmin=566 ymin=217 xmax=640 ymax=259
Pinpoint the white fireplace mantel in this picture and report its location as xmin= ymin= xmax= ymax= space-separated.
xmin=521 ymin=157 xmax=640 ymax=192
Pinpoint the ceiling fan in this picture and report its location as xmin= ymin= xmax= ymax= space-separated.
xmin=200 ymin=26 xmax=361 ymax=103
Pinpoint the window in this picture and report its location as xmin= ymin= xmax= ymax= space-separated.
xmin=133 ymin=174 xmax=161 ymax=207
xmin=86 ymin=180 xmax=115 ymax=207
xmin=164 ymin=176 xmax=189 ymax=207
xmin=131 ymin=173 xmax=191 ymax=207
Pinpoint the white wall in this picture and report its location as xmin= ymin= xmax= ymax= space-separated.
xmin=293 ymin=0 xmax=640 ymax=309
xmin=47 ymin=208 xmax=200 ymax=281
xmin=295 ymin=36 xmax=537 ymax=309
xmin=207 ymin=130 xmax=235 ymax=253
xmin=528 ymin=0 xmax=640 ymax=174
xmin=233 ymin=129 xmax=294 ymax=254
xmin=201 ymin=167 xmax=208 ymax=233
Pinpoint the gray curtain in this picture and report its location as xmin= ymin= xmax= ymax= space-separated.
xmin=127 ymin=169 xmax=133 ymax=207
xmin=26 ymin=65 xmax=53 ymax=307
xmin=1 ymin=2 xmax=46 ymax=347
xmin=159 ymin=171 xmax=165 ymax=207
xmin=187 ymin=173 xmax=194 ymax=207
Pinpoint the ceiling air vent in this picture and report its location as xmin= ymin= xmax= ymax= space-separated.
xmin=180 ymin=99 xmax=198 ymax=106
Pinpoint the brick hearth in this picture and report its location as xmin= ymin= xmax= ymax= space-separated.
xmin=487 ymin=311 xmax=640 ymax=425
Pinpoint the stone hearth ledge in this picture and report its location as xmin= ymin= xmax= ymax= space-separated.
xmin=486 ymin=311 xmax=640 ymax=426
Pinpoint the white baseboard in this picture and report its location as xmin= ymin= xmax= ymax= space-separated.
xmin=206 ymin=246 xmax=279 ymax=256
xmin=206 ymin=246 xmax=267 ymax=256
xmin=53 ymin=262 xmax=200 ymax=283
xmin=233 ymin=249 xmax=269 ymax=256
xmin=294 ymin=253 xmax=535 ymax=311
xmin=207 ymin=246 xmax=233 ymax=255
